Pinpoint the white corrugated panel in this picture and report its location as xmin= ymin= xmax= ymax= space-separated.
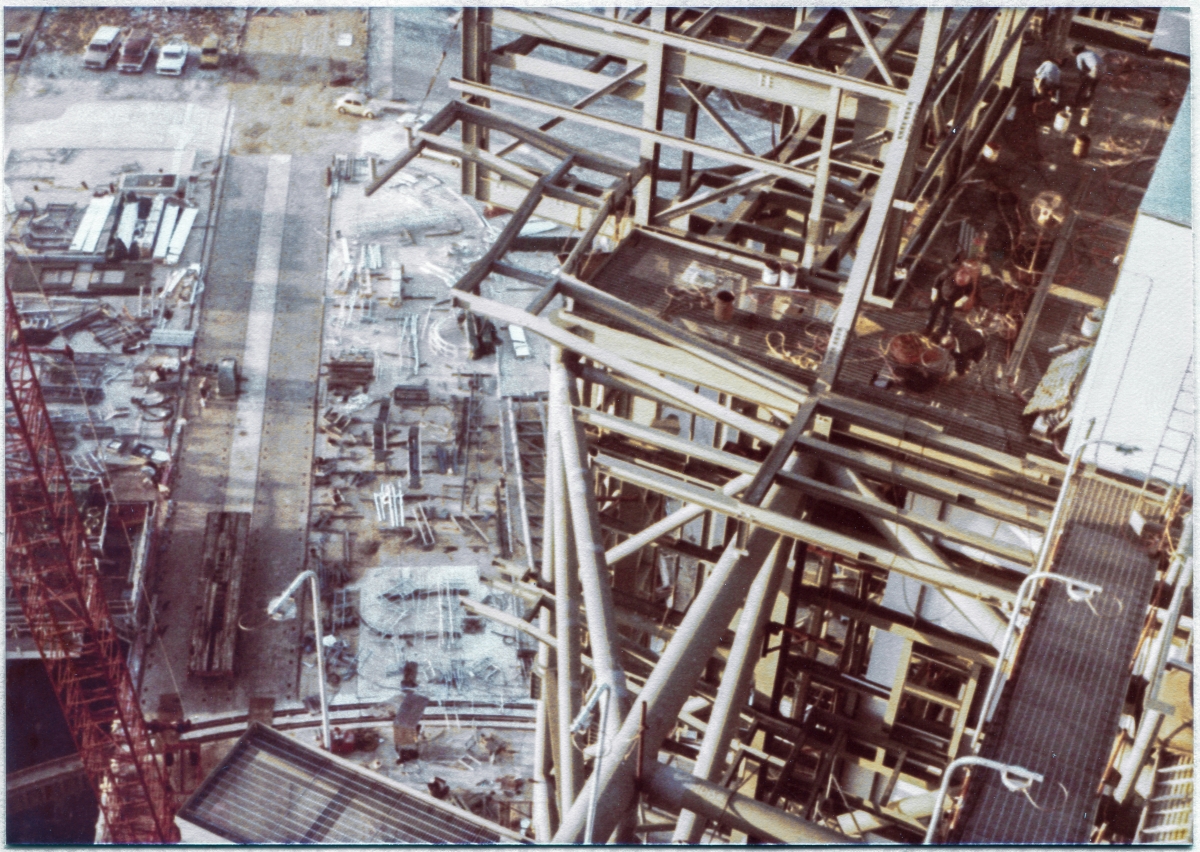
xmin=153 ymin=203 xmax=180 ymax=260
xmin=69 ymin=194 xmax=116 ymax=253
xmin=115 ymin=199 xmax=139 ymax=249
xmin=165 ymin=206 xmax=198 ymax=265
xmin=140 ymin=194 xmax=166 ymax=254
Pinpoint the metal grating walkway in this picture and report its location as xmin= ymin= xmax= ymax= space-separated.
xmin=954 ymin=476 xmax=1158 ymax=842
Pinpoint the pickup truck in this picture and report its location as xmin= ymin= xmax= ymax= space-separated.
xmin=83 ymin=25 xmax=122 ymax=69
xmin=117 ymin=29 xmax=153 ymax=73
xmin=155 ymin=36 xmax=187 ymax=75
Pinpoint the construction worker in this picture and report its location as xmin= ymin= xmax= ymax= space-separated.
xmin=1031 ymin=57 xmax=1062 ymax=105
xmin=924 ymin=262 xmax=977 ymax=339
xmin=941 ymin=323 xmax=988 ymax=377
xmin=1073 ymin=44 xmax=1101 ymax=105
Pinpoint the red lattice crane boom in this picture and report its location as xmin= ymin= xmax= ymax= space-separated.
xmin=5 ymin=286 xmax=177 ymax=842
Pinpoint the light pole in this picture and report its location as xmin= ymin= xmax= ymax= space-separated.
xmin=970 ymin=571 xmax=1102 ymax=750
xmin=267 ymin=570 xmax=331 ymax=751
xmin=924 ymin=756 xmax=1043 ymax=844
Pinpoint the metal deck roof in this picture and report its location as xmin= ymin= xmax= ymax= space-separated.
xmin=176 ymin=723 xmax=528 ymax=844
xmin=1140 ymin=84 xmax=1191 ymax=228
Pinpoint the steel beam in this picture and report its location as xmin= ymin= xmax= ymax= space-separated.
xmin=810 ymin=586 xmax=999 ymax=667
xmin=414 ymin=132 xmax=601 ymax=209
xmin=500 ymin=8 xmax=906 ymax=105
xmin=604 ymin=472 xmax=754 ymax=567
xmin=633 ymin=8 xmax=667 ymax=227
xmin=450 ymin=79 xmax=821 ymax=189
xmin=679 ymin=79 xmax=755 ymax=156
xmin=803 ymin=87 xmax=842 ymax=270
xmin=460 ymin=7 xmax=491 ymax=200
xmin=583 ymin=405 xmax=1035 ymax=565
xmin=455 ymin=157 xmax=574 ymax=295
xmin=816 ymin=8 xmax=945 ymax=389
xmin=364 ymin=101 xmax=459 ymax=196
xmin=647 ymin=760 xmax=852 ymax=844
xmin=551 ymin=353 xmax=630 ymax=734
xmin=453 ymin=290 xmax=780 ymax=444
xmin=906 ymin=9 xmax=1034 ymax=205
xmin=551 ymin=454 xmax=807 ymax=843
xmin=493 ymin=59 xmax=648 ymax=159
xmin=594 ymin=454 xmax=1016 ymax=604
xmin=652 ymin=129 xmax=889 ymax=227
xmin=546 ymin=406 xmax=583 ymax=810
xmin=673 ymin=535 xmax=793 ymax=843
xmin=845 ymin=9 xmax=897 ymax=87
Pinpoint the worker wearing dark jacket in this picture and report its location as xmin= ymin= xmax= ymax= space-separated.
xmin=924 ymin=263 xmax=976 ymax=339
xmin=941 ymin=324 xmax=988 ymax=376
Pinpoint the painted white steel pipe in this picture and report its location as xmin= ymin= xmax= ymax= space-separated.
xmin=266 ymin=570 xmax=330 ymax=751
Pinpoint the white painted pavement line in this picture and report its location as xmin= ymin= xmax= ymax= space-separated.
xmin=225 ymin=154 xmax=292 ymax=514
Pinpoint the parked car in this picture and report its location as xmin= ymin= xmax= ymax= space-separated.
xmin=156 ymin=36 xmax=187 ymax=75
xmin=4 ymin=31 xmax=26 ymax=61
xmin=117 ymin=29 xmax=154 ymax=73
xmin=83 ymin=25 xmax=122 ymax=69
xmin=198 ymin=33 xmax=219 ymax=69
xmin=334 ymin=91 xmax=380 ymax=119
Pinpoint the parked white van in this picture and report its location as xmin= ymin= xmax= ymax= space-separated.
xmin=84 ymin=25 xmax=122 ymax=69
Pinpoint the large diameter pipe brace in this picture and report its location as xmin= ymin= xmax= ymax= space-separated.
xmin=552 ymin=459 xmax=810 ymax=844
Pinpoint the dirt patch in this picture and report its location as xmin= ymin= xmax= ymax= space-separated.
xmin=228 ymin=9 xmax=368 ymax=156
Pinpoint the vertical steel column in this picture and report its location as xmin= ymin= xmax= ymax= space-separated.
xmin=552 ymin=463 xmax=810 ymax=844
xmin=633 ymin=7 xmax=667 ymax=225
xmin=672 ymin=535 xmax=793 ymax=843
xmin=546 ymin=390 xmax=583 ymax=809
xmin=802 ymin=87 xmax=841 ymax=270
xmin=532 ymin=686 xmax=555 ymax=839
xmin=817 ymin=8 xmax=944 ymax=384
xmin=550 ymin=353 xmax=629 ymax=734
xmin=460 ymin=8 xmax=490 ymax=199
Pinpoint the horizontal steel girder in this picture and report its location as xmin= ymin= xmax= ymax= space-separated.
xmin=592 ymin=453 xmax=1017 ymax=604
xmin=491 ymin=8 xmax=907 ymax=108
xmin=451 ymin=78 xmax=822 ymax=188
xmin=581 ymin=406 xmax=1034 ymax=566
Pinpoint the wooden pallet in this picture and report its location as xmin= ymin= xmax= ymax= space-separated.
xmin=187 ymin=512 xmax=250 ymax=678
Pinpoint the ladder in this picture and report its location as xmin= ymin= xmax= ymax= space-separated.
xmin=1135 ymin=750 xmax=1193 ymax=843
xmin=1138 ymin=355 xmax=1194 ymax=513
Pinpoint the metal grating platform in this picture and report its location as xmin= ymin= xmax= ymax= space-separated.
xmin=954 ymin=476 xmax=1158 ymax=842
xmin=176 ymin=723 xmax=527 ymax=844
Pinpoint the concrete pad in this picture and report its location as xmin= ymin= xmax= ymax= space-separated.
xmin=225 ymin=153 xmax=290 ymax=514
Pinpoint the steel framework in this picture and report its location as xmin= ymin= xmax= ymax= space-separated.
xmin=5 ymin=286 xmax=177 ymax=843
xmin=362 ymin=6 xmax=1187 ymax=844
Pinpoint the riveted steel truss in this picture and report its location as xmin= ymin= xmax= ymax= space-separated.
xmin=4 ymin=287 xmax=177 ymax=843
